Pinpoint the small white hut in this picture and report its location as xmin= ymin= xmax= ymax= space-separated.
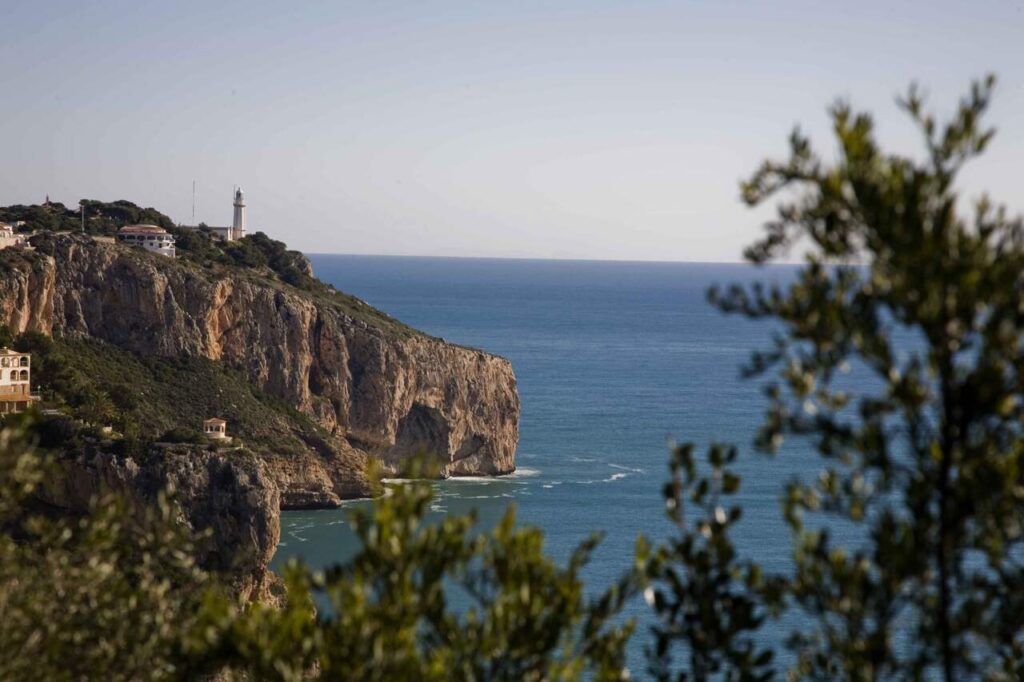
xmin=203 ymin=417 xmax=229 ymax=440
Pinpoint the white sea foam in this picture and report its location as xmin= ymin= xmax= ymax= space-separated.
xmin=580 ymin=472 xmax=630 ymax=484
xmin=608 ymin=463 xmax=645 ymax=473
xmin=507 ymin=467 xmax=540 ymax=478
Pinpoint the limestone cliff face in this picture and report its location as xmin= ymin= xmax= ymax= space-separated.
xmin=0 ymin=235 xmax=520 ymax=503
xmin=39 ymin=445 xmax=280 ymax=600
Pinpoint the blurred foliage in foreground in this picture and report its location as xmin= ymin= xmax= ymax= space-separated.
xmin=186 ymin=461 xmax=637 ymax=681
xmin=649 ymin=74 xmax=1023 ymax=681
xmin=0 ymin=417 xmax=210 ymax=681
xmin=3 ymin=77 xmax=1024 ymax=680
xmin=0 ymin=427 xmax=637 ymax=681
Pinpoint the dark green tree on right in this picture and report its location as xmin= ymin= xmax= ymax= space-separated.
xmin=647 ymin=75 xmax=1024 ymax=681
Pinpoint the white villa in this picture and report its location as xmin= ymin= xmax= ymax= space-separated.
xmin=179 ymin=188 xmax=248 ymax=242
xmin=0 ymin=349 xmax=38 ymax=415
xmin=0 ymin=223 xmax=28 ymax=250
xmin=203 ymin=417 xmax=230 ymax=441
xmin=116 ymin=224 xmax=176 ymax=257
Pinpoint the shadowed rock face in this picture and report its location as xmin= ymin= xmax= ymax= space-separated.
xmin=0 ymin=235 xmax=520 ymax=503
xmin=39 ymin=446 xmax=281 ymax=601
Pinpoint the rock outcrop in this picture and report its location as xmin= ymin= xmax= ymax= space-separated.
xmin=0 ymin=235 xmax=520 ymax=505
xmin=38 ymin=445 xmax=280 ymax=600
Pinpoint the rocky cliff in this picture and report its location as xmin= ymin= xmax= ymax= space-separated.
xmin=38 ymin=445 xmax=280 ymax=601
xmin=0 ymin=235 xmax=520 ymax=506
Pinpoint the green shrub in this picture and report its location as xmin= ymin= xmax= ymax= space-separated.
xmin=32 ymin=414 xmax=77 ymax=449
xmin=158 ymin=427 xmax=207 ymax=445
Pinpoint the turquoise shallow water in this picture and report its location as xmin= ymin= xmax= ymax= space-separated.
xmin=272 ymin=255 xmax=863 ymax=671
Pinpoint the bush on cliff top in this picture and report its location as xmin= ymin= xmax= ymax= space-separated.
xmin=157 ymin=427 xmax=208 ymax=445
xmin=0 ymin=199 xmax=174 ymax=235
xmin=169 ymin=227 xmax=315 ymax=289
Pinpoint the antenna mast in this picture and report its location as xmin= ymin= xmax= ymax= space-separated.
xmin=192 ymin=180 xmax=196 ymax=223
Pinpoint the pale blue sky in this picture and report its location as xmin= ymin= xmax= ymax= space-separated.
xmin=1 ymin=1 xmax=1022 ymax=261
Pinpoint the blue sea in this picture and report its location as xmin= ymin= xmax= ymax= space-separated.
xmin=273 ymin=255 xmax=858 ymax=672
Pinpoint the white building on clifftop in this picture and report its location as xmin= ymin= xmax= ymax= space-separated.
xmin=116 ymin=224 xmax=176 ymax=257
xmin=179 ymin=188 xmax=248 ymax=242
xmin=0 ymin=223 xmax=28 ymax=250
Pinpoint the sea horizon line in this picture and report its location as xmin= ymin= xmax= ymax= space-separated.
xmin=304 ymin=252 xmax=807 ymax=267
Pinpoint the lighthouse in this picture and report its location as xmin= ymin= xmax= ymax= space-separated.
xmin=232 ymin=188 xmax=246 ymax=240
xmin=179 ymin=186 xmax=252 ymax=241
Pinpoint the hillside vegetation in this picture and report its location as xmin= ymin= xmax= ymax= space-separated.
xmin=0 ymin=199 xmax=174 ymax=234
xmin=8 ymin=330 xmax=350 ymax=465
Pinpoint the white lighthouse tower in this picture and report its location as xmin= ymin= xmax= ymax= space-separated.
xmin=231 ymin=188 xmax=246 ymax=240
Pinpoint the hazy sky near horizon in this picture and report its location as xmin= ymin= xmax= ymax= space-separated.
xmin=2 ymin=1 xmax=1023 ymax=261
